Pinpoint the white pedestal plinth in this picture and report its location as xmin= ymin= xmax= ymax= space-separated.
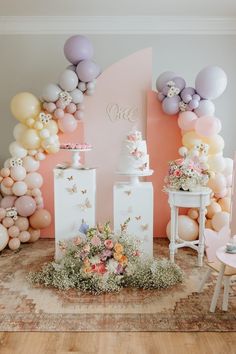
xmin=113 ymin=182 xmax=153 ymax=256
xmin=54 ymin=167 xmax=96 ymax=260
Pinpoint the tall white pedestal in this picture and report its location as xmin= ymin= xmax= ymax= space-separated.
xmin=54 ymin=167 xmax=96 ymax=260
xmin=113 ymin=182 xmax=153 ymax=256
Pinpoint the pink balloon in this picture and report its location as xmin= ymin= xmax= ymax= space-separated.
xmin=24 ymin=172 xmax=43 ymax=189
xmin=23 ymin=156 xmax=40 ymax=172
xmin=19 ymin=230 xmax=30 ymax=243
xmin=0 ymin=208 xmax=6 ymax=220
xmin=1 ymin=196 xmax=17 ymax=209
xmin=178 ymin=111 xmax=198 ymax=131
xmin=58 ymin=113 xmax=78 ymax=133
xmin=54 ymin=108 xmax=64 ymax=119
xmin=8 ymin=225 xmax=20 ymax=238
xmin=15 ymin=216 xmax=29 ymax=231
xmin=12 ymin=181 xmax=28 ymax=196
xmin=195 ymin=116 xmax=222 ymax=137
xmin=15 ymin=195 xmax=36 ymax=217
xmin=10 ymin=166 xmax=26 ymax=181
xmin=2 ymin=177 xmax=14 ymax=188
xmin=8 ymin=237 xmax=21 ymax=250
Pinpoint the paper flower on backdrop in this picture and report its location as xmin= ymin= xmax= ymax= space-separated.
xmin=38 ymin=112 xmax=52 ymax=125
xmin=5 ymin=207 xmax=18 ymax=220
xmin=59 ymin=91 xmax=72 ymax=105
xmin=9 ymin=158 xmax=23 ymax=167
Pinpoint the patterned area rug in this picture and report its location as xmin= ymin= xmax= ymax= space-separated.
xmin=0 ymin=239 xmax=235 ymax=331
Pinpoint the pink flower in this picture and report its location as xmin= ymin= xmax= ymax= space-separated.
xmin=104 ymin=239 xmax=114 ymax=249
xmin=175 ymin=158 xmax=184 ymax=166
xmin=173 ymin=170 xmax=182 ymax=177
xmin=92 ymin=262 xmax=107 ymax=274
xmin=73 ymin=236 xmax=82 ymax=246
xmin=83 ymin=244 xmax=90 ymax=253
xmin=91 ymin=235 xmax=101 ymax=247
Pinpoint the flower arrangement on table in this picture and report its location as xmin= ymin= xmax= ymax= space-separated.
xmin=29 ymin=219 xmax=183 ymax=294
xmin=165 ymin=143 xmax=210 ymax=192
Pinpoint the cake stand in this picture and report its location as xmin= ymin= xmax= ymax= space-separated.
xmin=116 ymin=170 xmax=154 ymax=185
xmin=60 ymin=148 xmax=92 ymax=168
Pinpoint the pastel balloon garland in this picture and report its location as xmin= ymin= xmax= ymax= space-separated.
xmin=0 ymin=35 xmax=101 ymax=252
xmin=156 ymin=66 xmax=233 ymax=240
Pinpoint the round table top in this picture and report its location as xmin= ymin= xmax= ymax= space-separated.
xmin=217 ymin=246 xmax=236 ymax=268
xmin=166 ymin=187 xmax=212 ymax=196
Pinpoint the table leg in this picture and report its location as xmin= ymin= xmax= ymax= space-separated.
xmin=169 ymin=206 xmax=176 ymax=263
xmin=210 ymin=262 xmax=226 ymax=312
xmin=198 ymin=204 xmax=205 ymax=267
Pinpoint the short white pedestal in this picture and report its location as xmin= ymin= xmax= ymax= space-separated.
xmin=114 ymin=182 xmax=153 ymax=256
xmin=167 ymin=188 xmax=211 ymax=266
xmin=54 ymin=167 xmax=96 ymax=260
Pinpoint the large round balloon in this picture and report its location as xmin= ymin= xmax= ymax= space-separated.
xmin=195 ymin=66 xmax=227 ymax=100
xmin=20 ymin=129 xmax=41 ymax=150
xmin=24 ymin=172 xmax=43 ymax=189
xmin=23 ymin=156 xmax=40 ymax=172
xmin=13 ymin=123 xmax=28 ymax=141
xmin=195 ymin=116 xmax=221 ymax=137
xmin=208 ymin=172 xmax=226 ymax=193
xmin=207 ymin=154 xmax=226 ymax=173
xmin=162 ymin=96 xmax=180 ymax=115
xmin=182 ymin=131 xmax=202 ymax=149
xmin=166 ymin=215 xmax=199 ymax=241
xmin=42 ymin=84 xmax=61 ymax=102
xmin=194 ymin=100 xmax=215 ymax=117
xmin=203 ymin=135 xmax=224 ymax=154
xmin=212 ymin=211 xmax=230 ymax=231
xmin=15 ymin=195 xmax=36 ymax=217
xmin=9 ymin=141 xmax=27 ymax=158
xmin=58 ymin=114 xmax=77 ymax=133
xmin=64 ymin=35 xmax=94 ymax=65
xmin=156 ymin=71 xmax=177 ymax=91
xmin=29 ymin=209 xmax=51 ymax=229
xmin=58 ymin=69 xmax=78 ymax=92
xmin=0 ymin=224 xmax=9 ymax=251
xmin=178 ymin=111 xmax=198 ymax=131
xmin=76 ymin=60 xmax=100 ymax=83
xmin=10 ymin=92 xmax=41 ymax=123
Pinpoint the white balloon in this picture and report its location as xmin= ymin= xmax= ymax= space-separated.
xmin=59 ymin=70 xmax=78 ymax=92
xmin=70 ymin=89 xmax=84 ymax=104
xmin=39 ymin=129 xmax=50 ymax=139
xmin=13 ymin=123 xmax=27 ymax=141
xmin=0 ymin=224 xmax=9 ymax=251
xmin=78 ymin=82 xmax=87 ymax=92
xmin=194 ymin=100 xmax=215 ymax=117
xmin=86 ymin=81 xmax=96 ymax=90
xmin=208 ymin=154 xmax=226 ymax=173
xmin=223 ymin=157 xmax=233 ymax=176
xmin=178 ymin=146 xmax=188 ymax=157
xmin=42 ymin=83 xmax=61 ymax=102
xmin=9 ymin=141 xmax=27 ymax=158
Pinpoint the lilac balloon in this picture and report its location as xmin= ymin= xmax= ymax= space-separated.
xmin=187 ymin=99 xmax=199 ymax=110
xmin=195 ymin=66 xmax=227 ymax=100
xmin=161 ymin=86 xmax=169 ymax=96
xmin=64 ymin=35 xmax=94 ymax=65
xmin=157 ymin=92 xmax=165 ymax=102
xmin=194 ymin=100 xmax=215 ymax=117
xmin=162 ymin=96 xmax=181 ymax=115
xmin=181 ymin=87 xmax=195 ymax=103
xmin=156 ymin=71 xmax=176 ymax=91
xmin=172 ymin=77 xmax=186 ymax=91
xmin=76 ymin=60 xmax=100 ymax=83
xmin=192 ymin=94 xmax=201 ymax=101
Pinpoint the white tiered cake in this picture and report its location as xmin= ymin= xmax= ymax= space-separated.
xmin=118 ymin=130 xmax=150 ymax=174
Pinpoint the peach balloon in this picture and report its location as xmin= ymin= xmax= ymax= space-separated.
xmin=214 ymin=188 xmax=228 ymax=199
xmin=10 ymin=166 xmax=26 ymax=181
xmin=218 ymin=197 xmax=231 ymax=213
xmin=187 ymin=208 xmax=199 ymax=220
xmin=178 ymin=112 xmax=198 ymax=131
xmin=0 ymin=184 xmax=13 ymax=196
xmin=15 ymin=195 xmax=36 ymax=217
xmin=8 ymin=225 xmax=20 ymax=238
xmin=166 ymin=215 xmax=199 ymax=241
xmin=47 ymin=120 xmax=59 ymax=135
xmin=208 ymin=173 xmax=226 ymax=193
xmin=182 ymin=131 xmax=202 ymax=150
xmin=1 ymin=196 xmax=17 ymax=209
xmin=14 ymin=216 xmax=29 ymax=231
xmin=2 ymin=177 xmax=14 ymax=188
xmin=206 ymin=201 xmax=222 ymax=219
xmin=29 ymin=209 xmax=51 ymax=229
xmin=2 ymin=217 xmax=14 ymax=228
xmin=45 ymin=145 xmax=60 ymax=154
xmin=1 ymin=168 xmax=10 ymax=177
xmin=12 ymin=181 xmax=28 ymax=196
xmin=0 ymin=208 xmax=6 ymax=220
xmin=19 ymin=231 xmax=30 ymax=243
xmin=205 ymin=219 xmax=213 ymax=229
xmin=24 ymin=172 xmax=43 ymax=189
xmin=23 ymin=156 xmax=40 ymax=172
xmin=8 ymin=237 xmax=21 ymax=250
xmin=212 ymin=211 xmax=230 ymax=231
xmin=28 ymin=228 xmax=40 ymax=242
xmin=0 ymin=224 xmax=9 ymax=251
xmin=21 ymin=129 xmax=41 ymax=150
xmin=31 ymin=188 xmax=41 ymax=197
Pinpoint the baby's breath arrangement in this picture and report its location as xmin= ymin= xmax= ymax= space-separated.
xmin=29 ymin=220 xmax=183 ymax=294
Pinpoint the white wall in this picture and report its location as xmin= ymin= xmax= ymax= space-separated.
xmin=0 ymin=34 xmax=236 ymax=164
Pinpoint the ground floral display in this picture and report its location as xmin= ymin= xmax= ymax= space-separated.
xmin=29 ymin=220 xmax=183 ymax=294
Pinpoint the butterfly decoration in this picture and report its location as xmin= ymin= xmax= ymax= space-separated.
xmin=78 ymin=198 xmax=92 ymax=211
xmin=138 ymin=163 xmax=147 ymax=171
xmin=66 ymin=184 xmax=77 ymax=194
xmin=135 ymin=216 xmax=141 ymax=221
xmin=39 ymin=112 xmax=52 ymax=125
xmin=124 ymin=190 xmax=131 ymax=196
xmin=81 ymin=189 xmax=87 ymax=194
xmin=9 ymin=158 xmax=23 ymax=167
xmin=67 ymin=176 xmax=74 ymax=181
xmin=79 ymin=219 xmax=90 ymax=235
xmin=6 ymin=207 xmax=18 ymax=221
xmin=141 ymin=224 xmax=149 ymax=231
xmin=55 ymin=170 xmax=64 ymax=179
xmin=59 ymin=91 xmax=72 ymax=105
xmin=120 ymin=207 xmax=133 ymax=217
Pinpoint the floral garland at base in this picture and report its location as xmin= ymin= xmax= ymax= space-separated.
xmin=28 ymin=221 xmax=183 ymax=294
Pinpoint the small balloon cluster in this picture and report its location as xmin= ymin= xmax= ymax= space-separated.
xmin=0 ymin=35 xmax=101 ymax=253
xmin=41 ymin=35 xmax=100 ymax=136
xmin=157 ymin=66 xmax=233 ymax=241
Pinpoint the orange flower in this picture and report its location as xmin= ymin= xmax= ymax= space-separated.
xmin=114 ymin=243 xmax=123 ymax=254
xmin=114 ymin=252 xmax=123 ymax=261
xmin=119 ymin=255 xmax=128 ymax=266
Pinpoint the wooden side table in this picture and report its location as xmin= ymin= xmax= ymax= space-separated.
xmin=167 ymin=188 xmax=211 ymax=266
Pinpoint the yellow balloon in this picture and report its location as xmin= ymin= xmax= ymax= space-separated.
xmin=202 ymin=135 xmax=224 ymax=154
xmin=10 ymin=92 xmax=41 ymax=123
xmin=21 ymin=129 xmax=41 ymax=150
xmin=47 ymin=120 xmax=59 ymax=135
xmin=46 ymin=145 xmax=60 ymax=154
xmin=182 ymin=131 xmax=202 ymax=149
